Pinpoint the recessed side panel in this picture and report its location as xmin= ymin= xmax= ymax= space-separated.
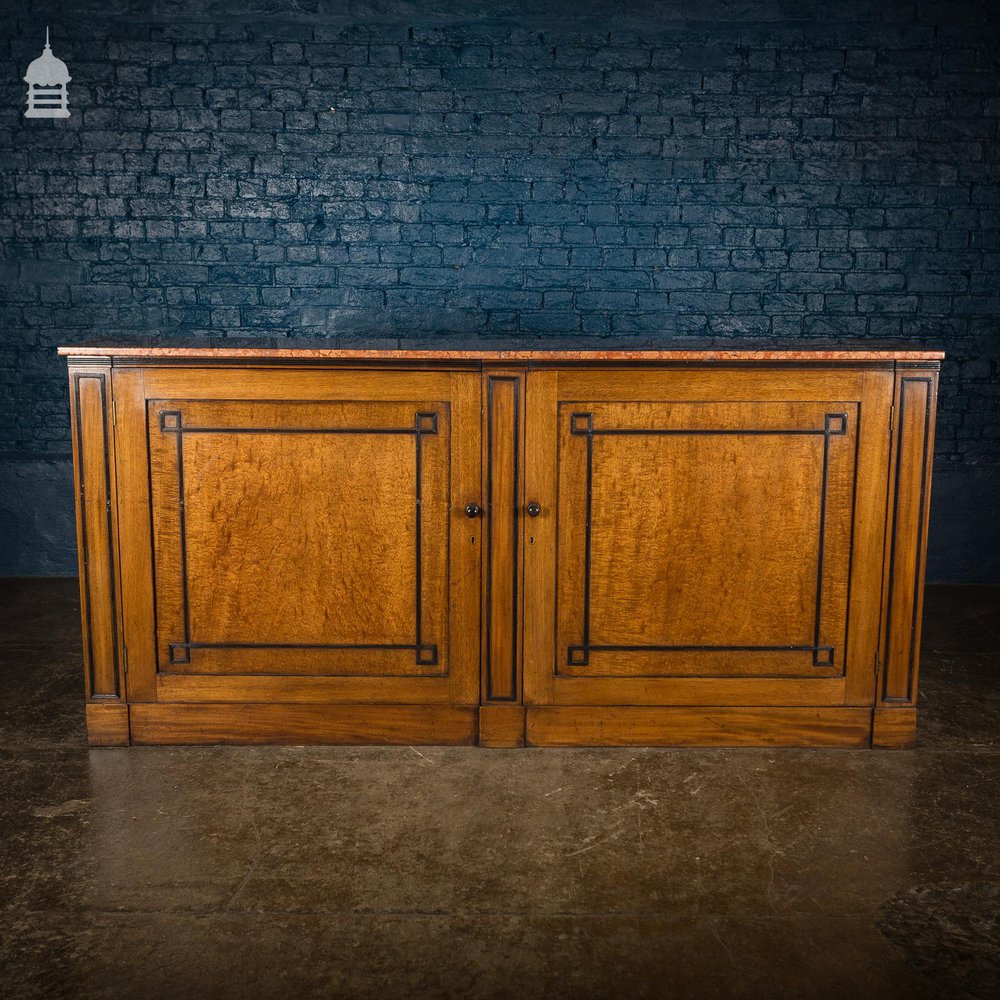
xmin=482 ymin=373 xmax=523 ymax=702
xmin=68 ymin=364 xmax=129 ymax=745
xmin=70 ymin=369 xmax=122 ymax=699
xmin=875 ymin=366 xmax=940 ymax=747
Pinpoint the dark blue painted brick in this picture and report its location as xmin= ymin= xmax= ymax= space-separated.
xmin=0 ymin=0 xmax=996 ymax=507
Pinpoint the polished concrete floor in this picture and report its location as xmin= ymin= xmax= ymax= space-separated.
xmin=1 ymin=580 xmax=998 ymax=1000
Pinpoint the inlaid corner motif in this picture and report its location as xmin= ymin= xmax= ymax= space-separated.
xmin=560 ymin=403 xmax=856 ymax=677
xmin=151 ymin=401 xmax=448 ymax=675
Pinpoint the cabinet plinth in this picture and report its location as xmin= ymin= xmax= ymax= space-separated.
xmin=60 ymin=344 xmax=941 ymax=748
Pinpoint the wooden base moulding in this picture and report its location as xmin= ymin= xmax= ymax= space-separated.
xmin=871 ymin=707 xmax=918 ymax=749
xmin=129 ymin=703 xmax=479 ymax=746
xmin=478 ymin=703 xmax=526 ymax=747
xmin=526 ymin=707 xmax=875 ymax=748
xmin=85 ymin=702 xmax=130 ymax=746
xmin=98 ymin=704 xmax=886 ymax=748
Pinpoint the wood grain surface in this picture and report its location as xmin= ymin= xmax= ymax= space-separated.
xmin=66 ymin=352 xmax=938 ymax=747
xmin=68 ymin=366 xmax=125 ymax=708
xmin=130 ymin=703 xmax=478 ymax=745
xmin=522 ymin=367 xmax=894 ymax=712
xmin=526 ymin=706 xmax=873 ymax=747
xmin=108 ymin=367 xmax=481 ymax=743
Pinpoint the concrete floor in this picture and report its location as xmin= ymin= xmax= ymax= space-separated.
xmin=1 ymin=580 xmax=998 ymax=1000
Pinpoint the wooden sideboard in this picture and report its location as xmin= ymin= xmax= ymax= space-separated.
xmin=60 ymin=341 xmax=941 ymax=749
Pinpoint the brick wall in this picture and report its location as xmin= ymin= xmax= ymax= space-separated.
xmin=1 ymin=0 xmax=998 ymax=578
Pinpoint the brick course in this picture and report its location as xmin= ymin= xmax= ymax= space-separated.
xmin=0 ymin=0 xmax=998 ymax=574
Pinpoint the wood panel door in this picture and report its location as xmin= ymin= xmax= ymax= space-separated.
xmin=114 ymin=368 xmax=481 ymax=709
xmin=523 ymin=367 xmax=894 ymax=708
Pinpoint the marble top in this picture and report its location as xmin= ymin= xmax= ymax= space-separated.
xmin=58 ymin=336 xmax=945 ymax=362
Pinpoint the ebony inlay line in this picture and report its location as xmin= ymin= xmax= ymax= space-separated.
xmin=840 ymin=404 xmax=862 ymax=685
xmin=574 ymin=428 xmax=834 ymax=436
xmin=161 ymin=407 xmax=440 ymax=668
xmin=160 ymin=427 xmax=426 ymax=435
xmin=811 ymin=414 xmax=849 ymax=666
xmin=171 ymin=412 xmax=192 ymax=663
xmin=171 ymin=642 xmax=436 ymax=652
xmin=566 ymin=410 xmax=848 ymax=670
xmin=578 ymin=413 xmax=594 ymax=665
xmin=415 ymin=411 xmax=427 ymax=661
xmin=168 ymin=640 xmax=439 ymax=667
xmin=570 ymin=644 xmax=836 ymax=654
xmin=813 ymin=425 xmax=832 ymax=663
xmin=157 ymin=405 xmax=439 ymax=437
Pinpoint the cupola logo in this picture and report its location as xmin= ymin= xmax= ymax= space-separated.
xmin=24 ymin=27 xmax=71 ymax=118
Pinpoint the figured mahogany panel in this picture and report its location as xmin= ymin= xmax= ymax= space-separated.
xmin=148 ymin=399 xmax=450 ymax=676
xmin=555 ymin=401 xmax=857 ymax=678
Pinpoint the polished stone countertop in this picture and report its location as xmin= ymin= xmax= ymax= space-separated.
xmin=58 ymin=335 xmax=945 ymax=363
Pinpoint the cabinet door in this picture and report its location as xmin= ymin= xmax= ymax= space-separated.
xmin=523 ymin=367 xmax=893 ymax=708
xmin=115 ymin=368 xmax=480 ymax=708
